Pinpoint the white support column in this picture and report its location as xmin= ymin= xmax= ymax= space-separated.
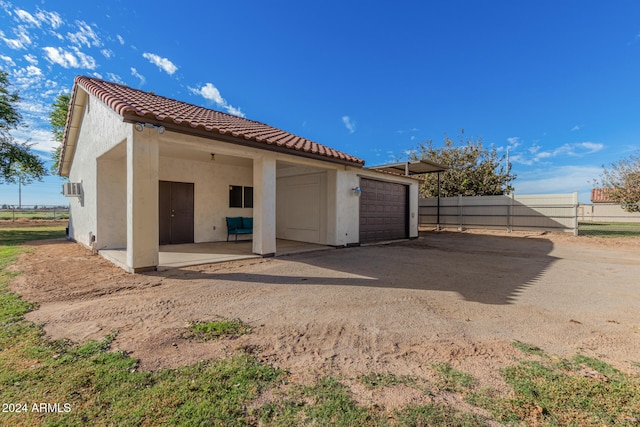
xmin=409 ymin=182 xmax=419 ymax=238
xmin=126 ymin=129 xmax=159 ymax=272
xmin=252 ymin=155 xmax=277 ymax=256
xmin=325 ymin=169 xmax=339 ymax=246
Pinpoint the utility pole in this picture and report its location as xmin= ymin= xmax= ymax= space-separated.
xmin=506 ymin=147 xmax=510 ymax=174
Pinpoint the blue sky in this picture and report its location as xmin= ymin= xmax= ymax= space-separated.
xmin=1 ymin=0 xmax=639 ymax=205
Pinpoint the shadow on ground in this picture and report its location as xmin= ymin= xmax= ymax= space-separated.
xmin=155 ymin=231 xmax=557 ymax=305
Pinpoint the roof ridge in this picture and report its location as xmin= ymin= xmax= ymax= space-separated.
xmin=75 ymin=75 xmax=279 ymax=128
xmin=71 ymin=75 xmax=365 ymax=166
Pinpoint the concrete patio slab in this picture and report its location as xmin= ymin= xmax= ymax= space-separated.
xmin=99 ymin=239 xmax=332 ymax=271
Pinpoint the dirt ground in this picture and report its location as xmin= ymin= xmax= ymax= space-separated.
xmin=10 ymin=229 xmax=640 ymax=407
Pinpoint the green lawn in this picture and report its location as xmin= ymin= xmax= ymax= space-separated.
xmin=1 ymin=227 xmax=639 ymax=426
xmin=0 ymin=211 xmax=69 ymax=221
xmin=579 ymin=222 xmax=640 ymax=237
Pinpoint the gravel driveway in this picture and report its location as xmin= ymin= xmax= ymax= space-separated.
xmin=12 ymin=230 xmax=640 ymax=390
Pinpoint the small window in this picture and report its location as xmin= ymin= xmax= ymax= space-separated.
xmin=229 ymin=185 xmax=243 ymax=208
xmin=244 ymin=187 xmax=254 ymax=208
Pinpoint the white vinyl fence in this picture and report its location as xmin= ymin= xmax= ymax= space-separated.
xmin=578 ymin=204 xmax=640 ymax=223
xmin=419 ymin=192 xmax=579 ymax=234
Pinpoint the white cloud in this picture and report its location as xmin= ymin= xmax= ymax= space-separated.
xmin=188 ymin=82 xmax=245 ymax=117
xmin=131 ymin=67 xmax=145 ymax=86
xmin=72 ymin=47 xmax=96 ymax=69
xmin=105 ymin=73 xmax=123 ymax=84
xmin=514 ymin=165 xmax=601 ymax=199
xmin=224 ymin=105 xmax=245 ymax=117
xmin=11 ymin=65 xmax=43 ymax=90
xmin=35 ymin=9 xmax=63 ymax=29
xmin=0 ymin=54 xmax=15 ymax=66
xmin=12 ymin=126 xmax=57 ymax=152
xmin=42 ymin=46 xmax=77 ymax=68
xmin=571 ymin=125 xmax=581 ymax=131
xmin=193 ymin=82 xmax=224 ymax=104
xmin=1 ymin=25 xmax=32 ymax=49
xmin=42 ymin=46 xmax=96 ymax=70
xmin=24 ymin=53 xmax=37 ymax=64
xmin=67 ymin=20 xmax=101 ymax=47
xmin=116 ymin=34 xmax=124 ymax=45
xmin=142 ymin=52 xmax=178 ymax=75
xmin=396 ymin=127 xmax=419 ymax=134
xmin=506 ymin=136 xmax=521 ymax=148
xmin=101 ymin=49 xmax=113 ymax=59
xmin=342 ymin=115 xmax=356 ymax=134
xmin=14 ymin=9 xmax=38 ymax=26
xmin=512 ymin=141 xmax=604 ymax=165
xmin=14 ymin=7 xmax=62 ymax=29
xmin=576 ymin=142 xmax=603 ymax=153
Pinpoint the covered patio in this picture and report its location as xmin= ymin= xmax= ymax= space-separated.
xmin=100 ymin=239 xmax=332 ymax=271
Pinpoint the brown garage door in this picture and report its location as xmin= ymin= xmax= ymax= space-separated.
xmin=359 ymin=178 xmax=408 ymax=244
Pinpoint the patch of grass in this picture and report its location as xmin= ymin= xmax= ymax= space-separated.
xmin=1 ymin=227 xmax=283 ymax=426
xmin=255 ymin=376 xmax=381 ymax=426
xmin=578 ymin=221 xmax=640 ymax=238
xmin=469 ymin=356 xmax=640 ymax=426
xmin=0 ymin=211 xmax=69 ymax=220
xmin=358 ymin=372 xmax=418 ymax=389
xmin=512 ymin=340 xmax=546 ymax=357
xmin=394 ymin=404 xmax=490 ymax=426
xmin=184 ymin=318 xmax=252 ymax=341
xmin=432 ymin=363 xmax=476 ymax=392
xmin=3 ymin=227 xmax=640 ymax=426
xmin=0 ymin=226 xmax=66 ymax=245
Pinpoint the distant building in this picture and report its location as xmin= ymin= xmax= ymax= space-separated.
xmin=590 ymin=188 xmax=615 ymax=204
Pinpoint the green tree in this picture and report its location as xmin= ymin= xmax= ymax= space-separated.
xmin=412 ymin=132 xmax=515 ymax=197
xmin=598 ymin=152 xmax=640 ymax=212
xmin=49 ymin=93 xmax=70 ymax=173
xmin=0 ymin=70 xmax=46 ymax=184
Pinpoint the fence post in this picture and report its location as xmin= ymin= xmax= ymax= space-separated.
xmin=508 ymin=193 xmax=514 ymax=233
xmin=12 ymin=206 xmax=15 ymax=222
xmin=572 ymin=191 xmax=579 ymax=236
xmin=458 ymin=194 xmax=463 ymax=231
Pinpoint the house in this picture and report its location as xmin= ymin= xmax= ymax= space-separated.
xmin=59 ymin=76 xmax=420 ymax=272
xmin=590 ymin=188 xmax=614 ymax=203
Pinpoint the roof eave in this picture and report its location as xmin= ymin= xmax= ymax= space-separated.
xmin=58 ymin=83 xmax=88 ymax=177
xmin=122 ymin=114 xmax=365 ymax=168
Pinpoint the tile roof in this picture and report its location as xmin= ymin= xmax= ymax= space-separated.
xmin=590 ymin=188 xmax=615 ymax=203
xmin=71 ymin=76 xmax=364 ymax=166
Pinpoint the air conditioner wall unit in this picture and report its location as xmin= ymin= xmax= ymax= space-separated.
xmin=63 ymin=182 xmax=82 ymax=197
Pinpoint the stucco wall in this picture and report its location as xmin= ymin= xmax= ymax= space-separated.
xmin=159 ymin=156 xmax=253 ymax=242
xmin=96 ymin=148 xmax=126 ymax=249
xmin=336 ymin=168 xmax=418 ymax=245
xmin=67 ymin=95 xmax=131 ymax=248
xmin=276 ymin=172 xmax=327 ymax=244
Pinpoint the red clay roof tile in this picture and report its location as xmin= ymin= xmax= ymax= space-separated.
xmin=72 ymin=76 xmax=364 ymax=166
xmin=590 ymin=188 xmax=615 ymax=203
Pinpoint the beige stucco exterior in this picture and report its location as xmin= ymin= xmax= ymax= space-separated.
xmin=64 ymin=87 xmax=419 ymax=272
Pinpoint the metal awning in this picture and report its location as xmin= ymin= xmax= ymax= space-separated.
xmin=367 ymin=159 xmax=448 ymax=176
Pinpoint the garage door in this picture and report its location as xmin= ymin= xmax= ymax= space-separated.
xmin=359 ymin=178 xmax=408 ymax=244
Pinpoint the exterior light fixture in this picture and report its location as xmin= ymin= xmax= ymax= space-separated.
xmin=352 ymin=187 xmax=362 ymax=196
xmin=134 ymin=122 xmax=165 ymax=134
xmin=210 ymin=153 xmax=216 ymax=160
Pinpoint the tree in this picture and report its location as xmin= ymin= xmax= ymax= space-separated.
xmin=598 ymin=152 xmax=640 ymax=212
xmin=412 ymin=132 xmax=515 ymax=197
xmin=0 ymin=70 xmax=46 ymax=184
xmin=49 ymin=93 xmax=70 ymax=173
